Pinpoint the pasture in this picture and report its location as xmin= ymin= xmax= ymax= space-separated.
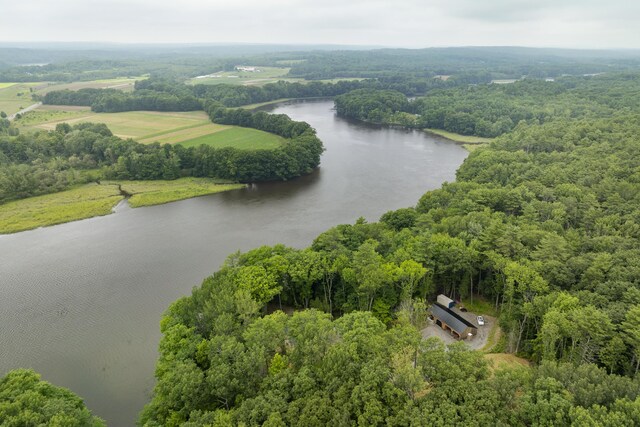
xmin=19 ymin=108 xmax=283 ymax=149
xmin=22 ymin=110 xmax=214 ymax=140
xmin=0 ymin=76 xmax=147 ymax=115
xmin=178 ymin=127 xmax=284 ymax=150
xmin=0 ymin=83 xmax=39 ymax=115
xmin=34 ymin=76 xmax=147 ymax=95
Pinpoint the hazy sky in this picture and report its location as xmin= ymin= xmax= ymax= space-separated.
xmin=1 ymin=0 xmax=638 ymax=49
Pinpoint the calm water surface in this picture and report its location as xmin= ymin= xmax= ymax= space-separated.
xmin=0 ymin=100 xmax=467 ymax=425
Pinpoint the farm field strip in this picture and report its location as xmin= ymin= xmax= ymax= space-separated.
xmin=136 ymin=122 xmax=230 ymax=144
xmin=33 ymin=76 xmax=147 ymax=95
xmin=17 ymin=108 xmax=282 ymax=149
xmin=187 ymin=66 xmax=292 ymax=86
xmin=0 ymin=83 xmax=38 ymax=115
xmin=0 ymin=77 xmax=148 ymax=115
xmin=29 ymin=110 xmax=211 ymax=139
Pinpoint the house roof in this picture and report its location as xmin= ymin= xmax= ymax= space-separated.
xmin=430 ymin=303 xmax=477 ymax=335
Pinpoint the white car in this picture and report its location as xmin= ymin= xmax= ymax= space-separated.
xmin=477 ymin=316 xmax=485 ymax=326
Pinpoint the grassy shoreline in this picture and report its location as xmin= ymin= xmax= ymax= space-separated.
xmin=424 ymin=128 xmax=493 ymax=144
xmin=0 ymin=178 xmax=246 ymax=234
xmin=240 ymin=98 xmax=294 ymax=110
xmin=115 ymin=178 xmax=246 ymax=207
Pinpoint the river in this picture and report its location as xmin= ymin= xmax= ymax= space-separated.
xmin=0 ymin=99 xmax=468 ymax=425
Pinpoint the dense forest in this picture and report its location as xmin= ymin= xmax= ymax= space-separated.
xmin=5 ymin=45 xmax=639 ymax=83
xmin=4 ymin=46 xmax=640 ymax=425
xmin=0 ymin=108 xmax=323 ymax=203
xmin=41 ymin=77 xmax=444 ymax=112
xmin=0 ymin=369 xmax=105 ymax=426
xmin=137 ymin=73 xmax=640 ymax=425
xmin=284 ymin=47 xmax=640 ymax=80
xmin=335 ymin=73 xmax=640 ymax=137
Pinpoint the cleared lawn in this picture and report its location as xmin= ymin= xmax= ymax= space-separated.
xmin=0 ymin=183 xmax=123 ymax=234
xmin=178 ymin=127 xmax=284 ymax=150
xmin=118 ymin=178 xmax=246 ymax=207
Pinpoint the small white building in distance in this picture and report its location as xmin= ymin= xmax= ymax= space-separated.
xmin=236 ymin=66 xmax=259 ymax=72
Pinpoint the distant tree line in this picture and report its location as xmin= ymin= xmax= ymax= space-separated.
xmin=285 ymin=47 xmax=640 ymax=80
xmin=43 ymin=88 xmax=202 ymax=112
xmin=335 ymin=73 xmax=640 ymax=137
xmin=42 ymin=76 xmax=451 ymax=113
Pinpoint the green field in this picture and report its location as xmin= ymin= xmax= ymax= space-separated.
xmin=18 ymin=109 xmax=281 ymax=149
xmin=187 ymin=66 xmax=295 ymax=86
xmin=34 ymin=76 xmax=147 ymax=95
xmin=186 ymin=68 xmax=362 ymax=88
xmin=0 ymin=77 xmax=147 ymax=116
xmin=0 ymin=83 xmax=39 ymax=115
xmin=178 ymin=127 xmax=284 ymax=149
xmin=15 ymin=108 xmax=92 ymax=128
xmin=22 ymin=109 xmax=214 ymax=139
xmin=0 ymin=178 xmax=245 ymax=234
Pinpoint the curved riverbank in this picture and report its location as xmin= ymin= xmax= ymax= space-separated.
xmin=0 ymin=99 xmax=468 ymax=425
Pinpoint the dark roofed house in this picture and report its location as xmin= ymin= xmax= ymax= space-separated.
xmin=430 ymin=302 xmax=477 ymax=340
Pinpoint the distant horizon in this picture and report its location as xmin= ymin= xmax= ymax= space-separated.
xmin=1 ymin=0 xmax=638 ymax=50
xmin=1 ymin=42 xmax=639 ymax=52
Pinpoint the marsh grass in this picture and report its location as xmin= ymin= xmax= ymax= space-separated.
xmin=119 ymin=178 xmax=246 ymax=207
xmin=0 ymin=178 xmax=245 ymax=234
xmin=0 ymin=183 xmax=122 ymax=234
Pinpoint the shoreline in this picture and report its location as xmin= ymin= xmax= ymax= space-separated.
xmin=423 ymin=128 xmax=493 ymax=144
xmin=0 ymin=178 xmax=246 ymax=235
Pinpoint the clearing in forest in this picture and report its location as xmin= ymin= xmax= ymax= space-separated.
xmin=0 ymin=77 xmax=147 ymax=116
xmin=178 ymin=127 xmax=284 ymax=150
xmin=18 ymin=108 xmax=283 ymax=149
